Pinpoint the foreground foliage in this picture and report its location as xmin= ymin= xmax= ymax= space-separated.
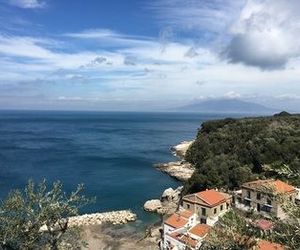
xmin=0 ymin=180 xmax=93 ymax=250
xmin=201 ymin=210 xmax=257 ymax=250
xmin=185 ymin=112 xmax=300 ymax=193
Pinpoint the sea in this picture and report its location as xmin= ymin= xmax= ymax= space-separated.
xmin=0 ymin=111 xmax=242 ymax=226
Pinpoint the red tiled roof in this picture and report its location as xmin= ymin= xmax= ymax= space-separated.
xmin=165 ymin=214 xmax=187 ymax=228
xmin=189 ymin=223 xmax=211 ymax=237
xmin=178 ymin=209 xmax=194 ymax=218
xmin=257 ymin=240 xmax=284 ymax=250
xmin=180 ymin=235 xmax=197 ymax=248
xmin=169 ymin=232 xmax=197 ymax=248
xmin=195 ymin=189 xmax=226 ymax=206
xmin=243 ymin=179 xmax=296 ymax=194
xmin=253 ymin=219 xmax=273 ymax=231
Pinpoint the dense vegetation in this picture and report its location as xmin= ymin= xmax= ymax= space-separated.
xmin=185 ymin=112 xmax=300 ymax=193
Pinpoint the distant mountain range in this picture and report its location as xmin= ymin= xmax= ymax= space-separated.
xmin=176 ymin=99 xmax=278 ymax=114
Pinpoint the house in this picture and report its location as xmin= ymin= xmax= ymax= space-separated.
xmin=182 ymin=189 xmax=232 ymax=226
xmin=234 ymin=179 xmax=297 ymax=219
xmin=255 ymin=240 xmax=285 ymax=250
xmin=164 ymin=222 xmax=210 ymax=250
xmin=163 ymin=209 xmax=197 ymax=249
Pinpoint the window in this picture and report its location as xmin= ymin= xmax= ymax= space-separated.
xmin=247 ymin=190 xmax=251 ymax=199
xmin=267 ymin=198 xmax=272 ymax=206
xmin=214 ymin=208 xmax=217 ymax=214
xmin=257 ymin=193 xmax=261 ymax=200
xmin=187 ymin=204 xmax=190 ymax=209
xmin=262 ymin=205 xmax=272 ymax=213
xmin=226 ymin=203 xmax=229 ymax=209
xmin=200 ymin=218 xmax=207 ymax=224
xmin=257 ymin=203 xmax=261 ymax=212
xmin=201 ymin=208 xmax=206 ymax=216
xmin=220 ymin=205 xmax=223 ymax=211
xmin=244 ymin=199 xmax=251 ymax=207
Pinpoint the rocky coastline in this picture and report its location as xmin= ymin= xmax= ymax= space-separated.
xmin=143 ymin=140 xmax=195 ymax=216
xmin=155 ymin=140 xmax=195 ymax=181
xmin=155 ymin=161 xmax=195 ymax=181
xmin=143 ymin=186 xmax=183 ymax=215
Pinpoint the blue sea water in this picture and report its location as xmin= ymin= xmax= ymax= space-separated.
xmin=0 ymin=111 xmax=240 ymax=225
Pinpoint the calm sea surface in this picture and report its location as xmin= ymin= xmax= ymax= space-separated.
xmin=0 ymin=111 xmax=241 ymax=225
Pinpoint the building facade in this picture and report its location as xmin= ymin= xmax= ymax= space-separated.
xmin=182 ymin=189 xmax=232 ymax=226
xmin=234 ymin=179 xmax=297 ymax=219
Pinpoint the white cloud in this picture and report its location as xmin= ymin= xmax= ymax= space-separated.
xmin=224 ymin=91 xmax=241 ymax=99
xmin=149 ymin=0 xmax=245 ymax=33
xmin=225 ymin=0 xmax=300 ymax=69
xmin=9 ymin=0 xmax=46 ymax=8
xmin=65 ymin=29 xmax=154 ymax=48
xmin=1 ymin=22 xmax=300 ymax=111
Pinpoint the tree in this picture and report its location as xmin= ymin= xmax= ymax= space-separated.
xmin=0 ymin=180 xmax=93 ymax=250
xmin=201 ymin=210 xmax=258 ymax=250
xmin=270 ymin=196 xmax=300 ymax=250
xmin=185 ymin=114 xmax=300 ymax=193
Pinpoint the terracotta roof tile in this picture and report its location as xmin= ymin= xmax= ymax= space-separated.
xmin=178 ymin=209 xmax=194 ymax=218
xmin=257 ymin=240 xmax=284 ymax=250
xmin=165 ymin=213 xmax=188 ymax=229
xmin=189 ymin=223 xmax=211 ymax=237
xmin=180 ymin=235 xmax=197 ymax=248
xmin=195 ymin=189 xmax=226 ymax=206
xmin=243 ymin=179 xmax=295 ymax=194
xmin=253 ymin=219 xmax=273 ymax=231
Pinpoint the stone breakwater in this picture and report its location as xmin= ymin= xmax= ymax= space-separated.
xmin=68 ymin=210 xmax=137 ymax=226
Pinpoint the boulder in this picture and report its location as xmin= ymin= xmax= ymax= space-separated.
xmin=161 ymin=186 xmax=183 ymax=203
xmin=143 ymin=199 xmax=162 ymax=212
xmin=161 ymin=188 xmax=175 ymax=202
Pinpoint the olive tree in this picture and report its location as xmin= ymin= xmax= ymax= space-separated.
xmin=0 ymin=180 xmax=93 ymax=250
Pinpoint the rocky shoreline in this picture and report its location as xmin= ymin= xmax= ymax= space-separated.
xmin=155 ymin=140 xmax=195 ymax=181
xmin=171 ymin=140 xmax=194 ymax=158
xmin=143 ymin=186 xmax=183 ymax=215
xmin=69 ymin=210 xmax=137 ymax=227
xmin=144 ymin=141 xmax=194 ymax=216
xmin=155 ymin=161 xmax=195 ymax=181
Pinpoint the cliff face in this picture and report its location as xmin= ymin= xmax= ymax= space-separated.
xmin=184 ymin=113 xmax=300 ymax=193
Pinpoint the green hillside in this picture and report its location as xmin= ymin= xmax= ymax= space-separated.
xmin=185 ymin=112 xmax=300 ymax=193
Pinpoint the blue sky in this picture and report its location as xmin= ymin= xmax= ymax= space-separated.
xmin=0 ymin=0 xmax=300 ymax=111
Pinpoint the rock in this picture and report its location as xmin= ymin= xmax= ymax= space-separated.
xmin=161 ymin=188 xmax=175 ymax=202
xmin=161 ymin=186 xmax=183 ymax=203
xmin=171 ymin=141 xmax=194 ymax=158
xmin=66 ymin=210 xmax=136 ymax=227
xmin=143 ymin=199 xmax=162 ymax=212
xmin=155 ymin=161 xmax=195 ymax=181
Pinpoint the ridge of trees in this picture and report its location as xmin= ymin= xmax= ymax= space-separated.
xmin=185 ymin=113 xmax=300 ymax=193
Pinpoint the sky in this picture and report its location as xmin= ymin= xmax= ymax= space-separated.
xmin=0 ymin=0 xmax=300 ymax=111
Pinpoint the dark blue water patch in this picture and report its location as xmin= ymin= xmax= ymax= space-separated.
xmin=0 ymin=110 xmax=244 ymax=225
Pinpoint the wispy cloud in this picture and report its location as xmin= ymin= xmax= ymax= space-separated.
xmin=149 ymin=0 xmax=244 ymax=34
xmin=9 ymin=0 xmax=46 ymax=9
xmin=65 ymin=29 xmax=155 ymax=48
